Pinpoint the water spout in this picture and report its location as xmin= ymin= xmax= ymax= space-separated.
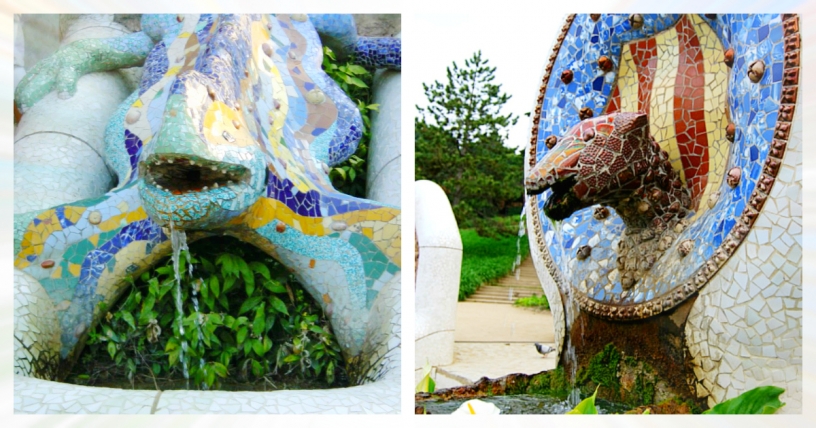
xmin=169 ymin=222 xmax=191 ymax=389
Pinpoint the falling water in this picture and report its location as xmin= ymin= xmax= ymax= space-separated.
xmin=191 ymin=279 xmax=208 ymax=389
xmin=513 ymin=202 xmax=527 ymax=281
xmin=551 ymin=219 xmax=581 ymax=406
xmin=169 ymin=222 xmax=191 ymax=389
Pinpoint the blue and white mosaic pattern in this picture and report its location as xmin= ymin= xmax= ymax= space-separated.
xmin=527 ymin=14 xmax=797 ymax=317
xmin=14 ymin=14 xmax=401 ymax=388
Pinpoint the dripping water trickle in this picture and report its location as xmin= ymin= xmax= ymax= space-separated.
xmin=513 ymin=200 xmax=527 ymax=281
xmin=552 ymin=218 xmax=581 ymax=406
xmin=169 ymin=222 xmax=191 ymax=389
xmin=191 ymin=278 xmax=208 ymax=389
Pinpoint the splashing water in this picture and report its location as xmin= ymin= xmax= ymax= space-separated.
xmin=191 ymin=278 xmax=208 ymax=389
xmin=169 ymin=222 xmax=191 ymax=389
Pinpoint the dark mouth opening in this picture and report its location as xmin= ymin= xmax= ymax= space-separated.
xmin=141 ymin=155 xmax=250 ymax=194
xmin=543 ymin=176 xmax=581 ymax=221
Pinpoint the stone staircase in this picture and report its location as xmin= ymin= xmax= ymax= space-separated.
xmin=465 ymin=257 xmax=544 ymax=304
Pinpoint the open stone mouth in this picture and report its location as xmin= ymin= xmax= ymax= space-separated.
xmin=541 ymin=176 xmax=580 ymax=221
xmin=141 ymin=155 xmax=250 ymax=195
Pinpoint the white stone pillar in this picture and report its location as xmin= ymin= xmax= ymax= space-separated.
xmin=14 ymin=15 xmax=25 ymax=88
xmin=14 ymin=15 xmax=133 ymax=215
xmin=365 ymin=36 xmax=401 ymax=207
xmin=415 ymin=180 xmax=462 ymax=381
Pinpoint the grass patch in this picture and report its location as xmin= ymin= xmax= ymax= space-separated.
xmin=459 ymin=226 xmax=529 ymax=301
xmin=514 ymin=294 xmax=549 ymax=310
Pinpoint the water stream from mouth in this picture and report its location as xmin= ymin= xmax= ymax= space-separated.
xmin=191 ymin=278 xmax=208 ymax=389
xmin=548 ymin=218 xmax=580 ymax=406
xmin=513 ymin=202 xmax=526 ymax=281
xmin=169 ymin=222 xmax=191 ymax=389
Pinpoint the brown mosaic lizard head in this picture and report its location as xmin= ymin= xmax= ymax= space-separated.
xmin=526 ymin=112 xmax=694 ymax=288
xmin=526 ymin=112 xmax=691 ymax=229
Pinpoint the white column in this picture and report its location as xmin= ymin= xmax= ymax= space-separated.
xmin=365 ymin=36 xmax=401 ymax=207
xmin=14 ymin=15 xmax=133 ymax=215
xmin=415 ymin=180 xmax=462 ymax=381
xmin=14 ymin=15 xmax=26 ymax=88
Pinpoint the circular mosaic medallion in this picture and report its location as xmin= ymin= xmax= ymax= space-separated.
xmin=526 ymin=14 xmax=800 ymax=320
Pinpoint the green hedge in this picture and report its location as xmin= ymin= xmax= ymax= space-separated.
xmin=458 ymin=227 xmax=529 ymax=301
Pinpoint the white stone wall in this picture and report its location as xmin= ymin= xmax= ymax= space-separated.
xmin=685 ymin=95 xmax=802 ymax=413
xmin=414 ymin=180 xmax=462 ymax=383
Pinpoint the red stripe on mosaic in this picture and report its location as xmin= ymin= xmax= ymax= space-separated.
xmin=606 ymin=83 xmax=621 ymax=114
xmin=673 ymin=15 xmax=709 ymax=210
xmin=631 ymin=38 xmax=657 ymax=115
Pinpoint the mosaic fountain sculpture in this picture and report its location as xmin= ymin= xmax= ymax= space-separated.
xmin=14 ymin=14 xmax=401 ymax=412
xmin=525 ymin=14 xmax=801 ymax=410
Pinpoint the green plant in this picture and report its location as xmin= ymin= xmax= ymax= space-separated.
xmin=514 ymin=294 xmax=550 ymax=310
xmin=567 ymin=386 xmax=600 ymax=414
xmin=322 ymin=46 xmax=379 ymax=198
xmin=78 ymin=237 xmax=345 ymax=390
xmin=703 ymin=386 xmax=785 ymax=414
xmin=458 ymin=226 xmax=529 ymax=300
xmin=416 ymin=362 xmax=436 ymax=393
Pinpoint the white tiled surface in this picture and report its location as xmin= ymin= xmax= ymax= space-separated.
xmin=685 ymin=95 xmax=802 ymax=413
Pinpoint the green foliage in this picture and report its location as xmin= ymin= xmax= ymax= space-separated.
xmin=322 ymin=46 xmax=378 ymax=198
xmin=460 ymin=215 xmax=522 ymax=239
xmin=567 ymin=386 xmax=600 ymax=414
xmin=416 ymin=51 xmax=523 ymax=223
xmin=514 ymin=294 xmax=550 ymax=310
xmin=78 ymin=237 xmax=345 ymax=390
xmin=459 ymin=227 xmax=529 ymax=300
xmin=703 ymin=386 xmax=785 ymax=414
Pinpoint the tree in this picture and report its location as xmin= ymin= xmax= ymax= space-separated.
xmin=415 ymin=51 xmax=523 ymax=226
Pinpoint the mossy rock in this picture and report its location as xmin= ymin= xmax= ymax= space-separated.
xmin=573 ymin=342 xmax=684 ymax=407
xmin=509 ymin=366 xmax=571 ymax=398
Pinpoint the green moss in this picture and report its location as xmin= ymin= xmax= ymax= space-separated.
xmin=621 ymin=356 xmax=655 ymax=405
xmin=578 ymin=343 xmax=621 ymax=391
xmin=510 ymin=367 xmax=571 ymax=399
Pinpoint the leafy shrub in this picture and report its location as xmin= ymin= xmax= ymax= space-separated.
xmin=75 ymin=237 xmax=346 ymax=390
xmin=322 ymin=46 xmax=379 ymax=198
xmin=460 ymin=216 xmax=521 ymax=239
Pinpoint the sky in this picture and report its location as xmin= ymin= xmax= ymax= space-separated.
xmin=412 ymin=13 xmax=567 ymax=150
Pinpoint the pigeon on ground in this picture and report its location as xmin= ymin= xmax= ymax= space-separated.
xmin=535 ymin=343 xmax=555 ymax=357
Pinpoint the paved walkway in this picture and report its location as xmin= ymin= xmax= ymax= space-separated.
xmin=433 ymin=258 xmax=558 ymax=389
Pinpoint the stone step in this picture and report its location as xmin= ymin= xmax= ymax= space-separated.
xmin=464 ymin=256 xmax=545 ymax=304
xmin=480 ymin=285 xmax=543 ymax=292
xmin=473 ymin=289 xmax=542 ymax=298
xmin=497 ymin=274 xmax=540 ymax=280
xmin=466 ymin=298 xmax=515 ymax=305
xmin=495 ymin=279 xmax=540 ymax=287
